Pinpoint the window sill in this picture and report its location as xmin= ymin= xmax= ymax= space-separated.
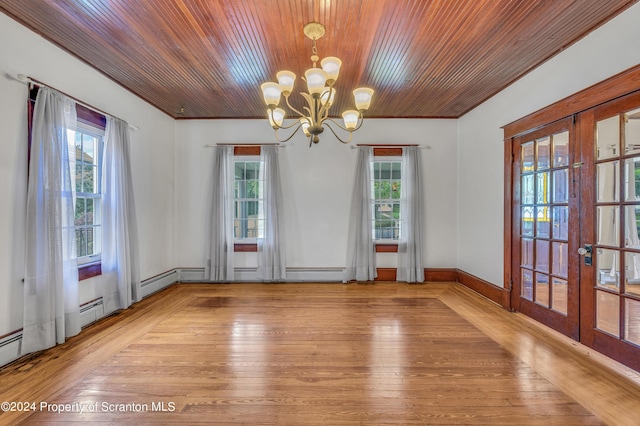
xmin=375 ymin=244 xmax=399 ymax=253
xmin=79 ymin=262 xmax=102 ymax=281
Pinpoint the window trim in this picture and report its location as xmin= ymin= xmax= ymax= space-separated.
xmin=233 ymin=146 xmax=262 ymax=252
xmin=73 ymin=122 xmax=105 ymax=267
xmin=372 ymin=149 xmax=402 ymax=250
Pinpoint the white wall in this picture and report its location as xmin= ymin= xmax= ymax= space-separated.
xmin=174 ymin=118 xmax=458 ymax=273
xmin=0 ymin=13 xmax=176 ymax=338
xmin=457 ymin=2 xmax=640 ymax=287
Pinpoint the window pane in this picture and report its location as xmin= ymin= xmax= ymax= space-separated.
xmin=624 ymin=252 xmax=640 ymax=296
xmin=380 ymin=162 xmax=391 ymax=179
xmin=552 ymin=278 xmax=568 ymax=315
xmin=235 ymin=162 xmax=244 ymax=179
xmin=521 ymin=174 xmax=534 ymax=204
xmin=596 ymin=248 xmax=620 ymax=292
xmin=552 ymin=131 xmax=569 ymax=167
xmin=391 ymin=180 xmax=401 ymax=199
xmin=625 ymin=108 xmax=640 ymax=156
xmin=75 ymin=198 xmax=86 ymax=226
xmin=536 ymin=172 xmax=549 ymax=204
xmin=75 ymin=163 xmax=83 ymax=192
xmin=536 ymin=136 xmax=550 ymax=170
xmin=624 ymin=157 xmax=640 ymax=201
xmin=624 ymin=205 xmax=640 ymax=249
xmin=76 ymin=228 xmax=87 ymax=258
xmin=624 ymin=298 xmax=640 ymax=346
xmin=521 ymin=206 xmax=534 ymax=236
xmin=552 ymin=169 xmax=568 ymax=203
xmin=596 ymin=290 xmax=620 ymax=337
xmin=245 ymin=162 xmax=259 ymax=180
xmin=552 ymin=206 xmax=568 ymax=240
xmin=391 ymin=162 xmax=401 ymax=179
xmin=82 ymin=164 xmax=95 ymax=193
xmin=246 ymin=180 xmax=259 ymax=198
xmin=373 ymin=162 xmax=381 ymax=179
xmin=597 ymin=161 xmax=619 ymax=203
xmin=536 ymin=207 xmax=550 ymax=238
xmin=597 ymin=206 xmax=620 ymax=247
xmin=552 ymin=242 xmax=568 ymax=278
xmin=521 ymin=269 xmax=533 ymax=300
xmin=535 ymin=273 xmax=549 ymax=307
xmin=535 ymin=240 xmax=549 ymax=273
xmin=596 ymin=115 xmax=620 ymax=160
xmin=521 ymin=238 xmax=534 ymax=268
xmin=522 ymin=142 xmax=534 ymax=172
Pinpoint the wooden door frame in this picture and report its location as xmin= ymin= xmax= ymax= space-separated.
xmin=503 ymin=64 xmax=640 ymax=308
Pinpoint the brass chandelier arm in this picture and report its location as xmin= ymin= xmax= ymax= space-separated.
xmin=273 ymin=121 xmax=305 ymax=143
xmin=323 ymin=121 xmax=354 ymax=144
xmin=316 ymin=85 xmax=334 ymax=121
xmin=284 ymin=94 xmax=308 ymax=119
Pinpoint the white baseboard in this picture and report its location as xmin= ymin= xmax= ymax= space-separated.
xmin=176 ymin=267 xmax=345 ymax=283
xmin=141 ymin=270 xmax=179 ymax=298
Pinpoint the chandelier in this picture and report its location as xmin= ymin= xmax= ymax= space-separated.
xmin=260 ymin=22 xmax=374 ymax=146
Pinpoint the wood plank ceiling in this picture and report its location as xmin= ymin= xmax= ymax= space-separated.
xmin=1 ymin=0 xmax=637 ymax=119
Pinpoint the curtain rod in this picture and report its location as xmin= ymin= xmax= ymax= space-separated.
xmin=204 ymin=143 xmax=284 ymax=148
xmin=353 ymin=144 xmax=431 ymax=149
xmin=16 ymin=74 xmax=139 ymax=131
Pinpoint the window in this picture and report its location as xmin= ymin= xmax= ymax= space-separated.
xmin=69 ymin=123 xmax=104 ymax=266
xmin=234 ymin=158 xmax=264 ymax=241
xmin=372 ymin=158 xmax=402 ymax=240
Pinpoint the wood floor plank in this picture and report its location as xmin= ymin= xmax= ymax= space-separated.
xmin=1 ymin=282 xmax=639 ymax=424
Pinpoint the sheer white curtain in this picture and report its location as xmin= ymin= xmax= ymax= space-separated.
xmin=397 ymin=146 xmax=425 ymax=282
xmin=257 ymin=145 xmax=286 ymax=281
xmin=206 ymin=145 xmax=235 ymax=281
xmin=344 ymin=146 xmax=377 ymax=282
xmin=22 ymin=87 xmax=80 ymax=355
xmin=101 ymin=117 xmax=141 ymax=315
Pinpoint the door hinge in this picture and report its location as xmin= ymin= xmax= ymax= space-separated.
xmin=572 ymin=162 xmax=584 ymax=168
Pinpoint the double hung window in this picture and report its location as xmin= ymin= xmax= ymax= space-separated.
xmin=234 ymin=157 xmax=264 ymax=242
xmin=70 ymin=123 xmax=103 ymax=266
xmin=371 ymin=158 xmax=402 ymax=241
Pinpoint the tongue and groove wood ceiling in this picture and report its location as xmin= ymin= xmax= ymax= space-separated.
xmin=1 ymin=0 xmax=636 ymax=119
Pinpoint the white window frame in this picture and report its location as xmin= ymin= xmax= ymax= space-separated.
xmin=233 ymin=155 xmax=264 ymax=243
xmin=69 ymin=122 xmax=104 ymax=266
xmin=371 ymin=157 xmax=402 ymax=242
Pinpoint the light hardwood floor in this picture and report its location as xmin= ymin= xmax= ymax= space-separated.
xmin=1 ymin=282 xmax=640 ymax=425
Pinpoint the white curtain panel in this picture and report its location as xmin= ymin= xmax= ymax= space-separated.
xmin=206 ymin=145 xmax=235 ymax=281
xmin=397 ymin=146 xmax=425 ymax=282
xmin=101 ymin=117 xmax=141 ymax=314
xmin=23 ymin=87 xmax=81 ymax=355
xmin=257 ymin=145 xmax=287 ymax=281
xmin=344 ymin=146 xmax=377 ymax=282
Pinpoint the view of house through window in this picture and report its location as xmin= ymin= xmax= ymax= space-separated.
xmin=372 ymin=159 xmax=402 ymax=240
xmin=234 ymin=159 xmax=264 ymax=240
xmin=69 ymin=124 xmax=103 ymax=264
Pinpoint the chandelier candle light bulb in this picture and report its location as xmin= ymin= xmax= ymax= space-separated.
xmin=260 ymin=21 xmax=373 ymax=146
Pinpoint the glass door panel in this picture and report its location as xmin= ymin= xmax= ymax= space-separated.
xmin=580 ymin=96 xmax=640 ymax=369
xmin=513 ymin=117 xmax=577 ymax=337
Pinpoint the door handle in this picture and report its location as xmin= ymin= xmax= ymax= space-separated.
xmin=578 ymin=244 xmax=592 ymax=265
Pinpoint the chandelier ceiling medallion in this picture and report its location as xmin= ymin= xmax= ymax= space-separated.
xmin=260 ymin=22 xmax=374 ymax=146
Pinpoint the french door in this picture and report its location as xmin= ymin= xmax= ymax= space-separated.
xmin=512 ymin=117 xmax=580 ymax=340
xmin=512 ymin=91 xmax=640 ymax=370
xmin=578 ymin=91 xmax=640 ymax=369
